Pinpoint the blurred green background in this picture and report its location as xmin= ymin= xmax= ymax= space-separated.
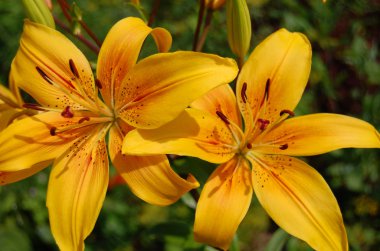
xmin=0 ymin=0 xmax=379 ymax=250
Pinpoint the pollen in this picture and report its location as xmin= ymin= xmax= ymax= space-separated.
xmin=241 ymin=82 xmax=248 ymax=103
xmin=279 ymin=143 xmax=288 ymax=150
xmin=280 ymin=109 xmax=295 ymax=117
xmin=61 ymin=106 xmax=74 ymax=118
xmin=216 ymin=110 xmax=230 ymax=125
xmin=95 ymin=79 xmax=102 ymax=89
xmin=258 ymin=118 xmax=270 ymax=130
xmin=36 ymin=66 xmax=54 ymax=85
xmin=50 ymin=127 xmax=57 ymax=136
xmin=69 ymin=59 xmax=80 ymax=78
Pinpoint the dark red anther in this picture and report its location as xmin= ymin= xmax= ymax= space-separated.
xmin=36 ymin=66 xmax=54 ymax=85
xmin=246 ymin=143 xmax=252 ymax=149
xmin=279 ymin=144 xmax=288 ymax=150
xmin=78 ymin=117 xmax=90 ymax=124
xmin=95 ymin=79 xmax=102 ymax=89
xmin=216 ymin=111 xmax=230 ymax=125
xmin=22 ymin=103 xmax=47 ymax=111
xmin=61 ymin=106 xmax=74 ymax=118
xmin=260 ymin=78 xmax=271 ymax=106
xmin=258 ymin=118 xmax=270 ymax=130
xmin=50 ymin=127 xmax=57 ymax=136
xmin=69 ymin=59 xmax=80 ymax=78
xmin=280 ymin=109 xmax=295 ymax=117
xmin=241 ymin=82 xmax=248 ymax=103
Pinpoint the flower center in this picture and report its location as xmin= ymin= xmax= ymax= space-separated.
xmin=239 ymin=81 xmax=295 ymax=154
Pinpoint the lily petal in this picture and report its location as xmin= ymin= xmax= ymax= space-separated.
xmin=0 ymin=112 xmax=89 ymax=172
xmin=109 ymin=122 xmax=199 ymax=206
xmin=97 ymin=17 xmax=172 ymax=108
xmin=236 ymin=29 xmax=311 ymax=126
xmin=194 ymin=157 xmax=253 ymax=251
xmin=256 ymin=113 xmax=380 ymax=156
xmin=11 ymin=20 xmax=97 ymax=110
xmin=116 ymin=51 xmax=238 ymax=129
xmin=47 ymin=130 xmax=108 ymax=251
xmin=192 ymin=84 xmax=241 ymax=127
xmin=123 ymin=108 xmax=235 ymax=164
xmin=0 ymin=165 xmax=47 ymax=185
xmin=250 ymin=154 xmax=348 ymax=251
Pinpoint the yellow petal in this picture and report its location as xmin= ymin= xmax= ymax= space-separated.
xmin=194 ymin=157 xmax=253 ymax=250
xmin=0 ymin=84 xmax=19 ymax=107
xmin=109 ymin=122 xmax=199 ymax=206
xmin=0 ymin=112 xmax=88 ymax=172
xmin=0 ymin=165 xmax=47 ymax=185
xmin=0 ymin=106 xmax=23 ymax=131
xmin=12 ymin=20 xmax=97 ymax=110
xmin=116 ymin=51 xmax=238 ymax=129
xmin=250 ymin=154 xmax=348 ymax=251
xmin=236 ymin=29 xmax=311 ymax=127
xmin=191 ymin=84 xmax=241 ymax=127
xmin=97 ymin=17 xmax=172 ymax=108
xmin=123 ymin=108 xmax=236 ymax=164
xmin=47 ymin=130 xmax=108 ymax=251
xmin=256 ymin=113 xmax=380 ymax=156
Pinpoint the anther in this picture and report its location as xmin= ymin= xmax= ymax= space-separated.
xmin=22 ymin=103 xmax=47 ymax=111
xmin=61 ymin=106 xmax=74 ymax=118
xmin=258 ymin=118 xmax=270 ymax=130
xmin=78 ymin=117 xmax=90 ymax=124
xmin=246 ymin=143 xmax=252 ymax=149
xmin=95 ymin=79 xmax=102 ymax=89
xmin=260 ymin=78 xmax=271 ymax=106
xmin=241 ymin=82 xmax=248 ymax=103
xmin=280 ymin=109 xmax=295 ymax=117
xmin=216 ymin=111 xmax=230 ymax=125
xmin=69 ymin=59 xmax=80 ymax=78
xmin=36 ymin=66 xmax=54 ymax=85
xmin=279 ymin=143 xmax=288 ymax=150
xmin=50 ymin=127 xmax=57 ymax=136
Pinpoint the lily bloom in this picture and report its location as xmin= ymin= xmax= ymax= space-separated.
xmin=123 ymin=29 xmax=380 ymax=250
xmin=0 ymin=18 xmax=238 ymax=250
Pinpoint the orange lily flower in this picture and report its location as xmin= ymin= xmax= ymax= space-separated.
xmin=123 ymin=29 xmax=380 ymax=250
xmin=0 ymin=18 xmax=238 ymax=250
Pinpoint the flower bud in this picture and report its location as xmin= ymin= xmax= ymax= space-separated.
xmin=205 ymin=0 xmax=226 ymax=10
xmin=226 ymin=0 xmax=252 ymax=65
xmin=22 ymin=0 xmax=55 ymax=29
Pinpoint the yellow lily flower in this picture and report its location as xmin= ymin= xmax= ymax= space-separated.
xmin=123 ymin=29 xmax=380 ymax=251
xmin=0 ymin=18 xmax=238 ymax=250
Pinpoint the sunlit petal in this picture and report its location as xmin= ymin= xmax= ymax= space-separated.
xmin=0 ymin=112 xmax=90 ymax=172
xmin=250 ymin=154 xmax=348 ymax=251
xmin=256 ymin=113 xmax=380 ymax=156
xmin=191 ymin=84 xmax=241 ymax=127
xmin=109 ymin=122 xmax=199 ymax=206
xmin=11 ymin=20 xmax=97 ymax=110
xmin=47 ymin=130 xmax=108 ymax=251
xmin=236 ymin=29 xmax=311 ymax=127
xmin=194 ymin=157 xmax=252 ymax=250
xmin=123 ymin=108 xmax=235 ymax=164
xmin=97 ymin=17 xmax=172 ymax=107
xmin=116 ymin=51 xmax=238 ymax=129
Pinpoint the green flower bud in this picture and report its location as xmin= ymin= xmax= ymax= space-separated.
xmin=226 ymin=0 xmax=251 ymax=65
xmin=22 ymin=0 xmax=55 ymax=29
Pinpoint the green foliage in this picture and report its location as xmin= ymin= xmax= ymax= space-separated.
xmin=0 ymin=0 xmax=379 ymax=250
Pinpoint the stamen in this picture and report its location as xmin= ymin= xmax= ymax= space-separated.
xmin=279 ymin=143 xmax=288 ymax=150
xmin=216 ymin=110 xmax=230 ymax=125
xmin=23 ymin=103 xmax=47 ymax=111
xmin=95 ymin=79 xmax=102 ymax=89
xmin=78 ymin=117 xmax=90 ymax=124
xmin=258 ymin=118 xmax=270 ymax=130
xmin=50 ymin=127 xmax=57 ymax=136
xmin=69 ymin=59 xmax=80 ymax=78
xmin=246 ymin=143 xmax=252 ymax=149
xmin=61 ymin=106 xmax=74 ymax=118
xmin=36 ymin=66 xmax=54 ymax=85
xmin=260 ymin=78 xmax=271 ymax=107
xmin=241 ymin=82 xmax=248 ymax=103
xmin=280 ymin=109 xmax=295 ymax=117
